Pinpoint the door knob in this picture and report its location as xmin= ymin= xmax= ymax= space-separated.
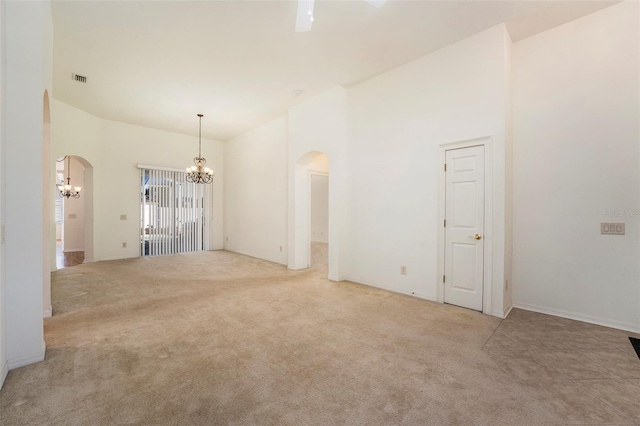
xmin=474 ymin=234 xmax=482 ymax=240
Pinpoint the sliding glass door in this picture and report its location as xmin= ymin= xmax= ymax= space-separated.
xmin=139 ymin=167 xmax=210 ymax=257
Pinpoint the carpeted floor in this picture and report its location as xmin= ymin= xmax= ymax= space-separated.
xmin=0 ymin=250 xmax=638 ymax=425
xmin=310 ymin=242 xmax=327 ymax=269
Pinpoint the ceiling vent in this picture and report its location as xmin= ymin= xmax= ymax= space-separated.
xmin=72 ymin=73 xmax=87 ymax=83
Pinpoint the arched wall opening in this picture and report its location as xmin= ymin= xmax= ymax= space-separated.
xmin=290 ymin=151 xmax=338 ymax=279
xmin=54 ymin=155 xmax=94 ymax=272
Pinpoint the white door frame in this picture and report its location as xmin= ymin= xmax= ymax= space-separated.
xmin=308 ymin=170 xmax=329 ymax=267
xmin=436 ymin=136 xmax=493 ymax=315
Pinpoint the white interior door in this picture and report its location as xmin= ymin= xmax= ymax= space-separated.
xmin=444 ymin=145 xmax=485 ymax=311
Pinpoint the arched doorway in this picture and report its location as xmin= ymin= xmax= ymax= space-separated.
xmin=54 ymin=155 xmax=94 ymax=270
xmin=290 ymin=151 xmax=335 ymax=277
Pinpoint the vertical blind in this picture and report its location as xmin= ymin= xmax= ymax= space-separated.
xmin=139 ymin=167 xmax=211 ymax=257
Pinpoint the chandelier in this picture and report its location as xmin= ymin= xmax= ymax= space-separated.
xmin=186 ymin=114 xmax=214 ymax=184
xmin=58 ymin=156 xmax=81 ymax=199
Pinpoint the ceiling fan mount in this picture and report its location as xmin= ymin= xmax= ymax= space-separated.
xmin=295 ymin=0 xmax=387 ymax=33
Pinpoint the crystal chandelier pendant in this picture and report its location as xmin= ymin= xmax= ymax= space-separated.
xmin=58 ymin=156 xmax=81 ymax=199
xmin=186 ymin=114 xmax=214 ymax=184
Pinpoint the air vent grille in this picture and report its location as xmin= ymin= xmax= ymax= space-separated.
xmin=72 ymin=73 xmax=87 ymax=83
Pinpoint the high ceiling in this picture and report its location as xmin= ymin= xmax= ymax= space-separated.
xmin=52 ymin=0 xmax=618 ymax=140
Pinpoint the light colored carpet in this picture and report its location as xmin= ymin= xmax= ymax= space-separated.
xmin=0 ymin=251 xmax=634 ymax=425
xmin=310 ymin=242 xmax=327 ymax=269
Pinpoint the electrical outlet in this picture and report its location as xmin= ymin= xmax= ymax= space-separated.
xmin=601 ymin=223 xmax=625 ymax=235
xmin=226 ymin=236 xmax=229 ymax=242
xmin=68 ymin=214 xmax=77 ymax=219
xmin=279 ymin=246 xmax=283 ymax=252
xmin=505 ymin=279 xmax=509 ymax=291
xmin=122 ymin=242 xmax=127 ymax=248
xmin=400 ymin=265 xmax=407 ymax=275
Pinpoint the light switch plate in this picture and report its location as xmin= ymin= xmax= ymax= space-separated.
xmin=68 ymin=213 xmax=77 ymax=219
xmin=120 ymin=214 xmax=127 ymax=220
xmin=601 ymin=222 xmax=625 ymax=235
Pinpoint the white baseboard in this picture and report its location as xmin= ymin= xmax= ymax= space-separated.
xmin=43 ymin=306 xmax=52 ymax=318
xmin=343 ymin=275 xmax=408 ymax=296
xmin=503 ymin=304 xmax=513 ymax=319
xmin=98 ymin=254 xmax=137 ymax=262
xmin=0 ymin=360 xmax=8 ymax=390
xmin=8 ymin=340 xmax=46 ymax=370
xmin=345 ymin=276 xmax=512 ymax=319
xmin=62 ymin=248 xmax=83 ymax=253
xmin=343 ymin=275 xmax=437 ymax=303
xmin=287 ymin=265 xmax=307 ymax=271
xmin=224 ymin=248 xmax=287 ymax=266
xmin=513 ymin=301 xmax=640 ymax=334
xmin=490 ymin=303 xmax=513 ymax=319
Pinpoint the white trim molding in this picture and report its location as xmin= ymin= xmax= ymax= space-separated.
xmin=492 ymin=304 xmax=513 ymax=319
xmin=344 ymin=276 xmax=437 ymax=303
xmin=8 ymin=340 xmax=46 ymax=370
xmin=43 ymin=306 xmax=52 ymax=318
xmin=98 ymin=254 xmax=138 ymax=262
xmin=514 ymin=302 xmax=640 ymax=334
xmin=224 ymin=249 xmax=287 ymax=267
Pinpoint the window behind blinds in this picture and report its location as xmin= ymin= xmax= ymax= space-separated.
xmin=139 ymin=167 xmax=211 ymax=257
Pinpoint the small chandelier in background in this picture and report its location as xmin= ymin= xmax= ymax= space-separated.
xmin=186 ymin=114 xmax=214 ymax=184
xmin=58 ymin=156 xmax=81 ymax=199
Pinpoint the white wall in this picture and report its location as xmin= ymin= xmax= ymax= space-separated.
xmin=224 ymin=116 xmax=288 ymax=264
xmin=42 ymin=0 xmax=53 ymax=319
xmin=62 ymin=156 xmax=85 ymax=252
xmin=288 ymin=88 xmax=350 ymax=281
xmin=512 ymin=2 xmax=640 ymax=332
xmin=52 ymin=100 xmax=224 ymax=262
xmin=223 ymin=93 xmax=344 ymax=274
xmin=310 ymin=154 xmax=330 ymax=246
xmin=224 ymin=27 xmax=512 ymax=315
xmin=503 ymin=28 xmax=514 ymax=315
xmin=3 ymin=0 xmax=49 ymax=373
xmin=310 ymin=174 xmax=329 ymax=244
xmin=0 ymin=0 xmax=7 ymax=388
xmin=345 ymin=25 xmax=511 ymax=315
